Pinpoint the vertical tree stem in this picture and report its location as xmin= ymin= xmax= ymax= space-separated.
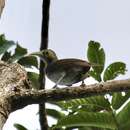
xmin=39 ymin=0 xmax=50 ymax=130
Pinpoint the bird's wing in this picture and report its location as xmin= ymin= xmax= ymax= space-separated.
xmin=47 ymin=59 xmax=91 ymax=74
xmin=55 ymin=58 xmax=91 ymax=68
xmin=46 ymin=58 xmax=91 ymax=76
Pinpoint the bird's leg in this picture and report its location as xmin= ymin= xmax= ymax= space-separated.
xmin=53 ymin=72 xmax=66 ymax=89
xmin=80 ymin=73 xmax=90 ymax=87
xmin=53 ymin=84 xmax=58 ymax=89
xmin=80 ymin=80 xmax=86 ymax=87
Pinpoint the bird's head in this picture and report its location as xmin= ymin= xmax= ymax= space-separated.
xmin=30 ymin=49 xmax=58 ymax=64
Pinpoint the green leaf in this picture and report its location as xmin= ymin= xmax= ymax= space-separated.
xmin=112 ymin=91 xmax=130 ymax=110
xmin=9 ymin=44 xmax=27 ymax=62
xmin=27 ymin=72 xmax=39 ymax=89
xmin=55 ymin=112 xmax=117 ymax=129
xmin=56 ymin=96 xmax=111 ymax=112
xmin=1 ymin=51 xmax=12 ymax=61
xmin=0 ymin=34 xmax=15 ymax=55
xmin=47 ymin=108 xmax=65 ymax=120
xmin=87 ymin=41 xmax=105 ymax=74
xmin=88 ymin=71 xmax=101 ymax=82
xmin=116 ymin=101 xmax=130 ymax=130
xmin=78 ymin=127 xmax=93 ymax=130
xmin=14 ymin=123 xmax=28 ymax=130
xmin=18 ymin=56 xmax=38 ymax=68
xmin=103 ymin=62 xmax=126 ymax=81
xmin=78 ymin=126 xmax=111 ymax=130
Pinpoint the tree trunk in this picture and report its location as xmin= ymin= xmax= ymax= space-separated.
xmin=0 ymin=61 xmax=30 ymax=129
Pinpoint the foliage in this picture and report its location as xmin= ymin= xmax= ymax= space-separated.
xmin=87 ymin=41 xmax=105 ymax=79
xmin=103 ymin=62 xmax=126 ymax=82
xmin=0 ymin=34 xmax=129 ymax=130
xmin=54 ymin=112 xmax=117 ymax=129
xmin=14 ymin=123 xmax=28 ymax=130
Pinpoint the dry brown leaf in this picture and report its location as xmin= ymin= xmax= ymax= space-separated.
xmin=0 ymin=0 xmax=5 ymax=18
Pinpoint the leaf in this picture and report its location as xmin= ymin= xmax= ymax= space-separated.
xmin=56 ymin=96 xmax=111 ymax=112
xmin=55 ymin=112 xmax=117 ymax=129
xmin=46 ymin=108 xmax=65 ymax=120
xmin=0 ymin=34 xmax=15 ymax=55
xmin=87 ymin=41 xmax=105 ymax=74
xmin=27 ymin=72 xmax=39 ymax=89
xmin=88 ymin=70 xmax=101 ymax=82
xmin=78 ymin=127 xmax=93 ymax=130
xmin=18 ymin=56 xmax=38 ymax=68
xmin=14 ymin=123 xmax=28 ymax=130
xmin=116 ymin=101 xmax=130 ymax=130
xmin=1 ymin=51 xmax=12 ymax=61
xmin=103 ymin=62 xmax=126 ymax=81
xmin=9 ymin=44 xmax=27 ymax=62
xmin=78 ymin=126 xmax=111 ymax=130
xmin=112 ymin=91 xmax=130 ymax=110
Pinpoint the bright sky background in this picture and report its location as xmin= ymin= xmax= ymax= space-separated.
xmin=0 ymin=0 xmax=130 ymax=130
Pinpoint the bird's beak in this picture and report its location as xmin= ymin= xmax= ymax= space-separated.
xmin=29 ymin=51 xmax=43 ymax=58
xmin=28 ymin=51 xmax=45 ymax=62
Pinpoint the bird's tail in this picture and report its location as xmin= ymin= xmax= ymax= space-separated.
xmin=90 ymin=63 xmax=104 ymax=67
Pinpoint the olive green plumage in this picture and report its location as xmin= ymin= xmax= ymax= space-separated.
xmin=31 ymin=49 xmax=91 ymax=87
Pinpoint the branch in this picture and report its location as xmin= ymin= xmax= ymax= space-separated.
xmin=12 ymin=79 xmax=130 ymax=109
xmin=39 ymin=0 xmax=50 ymax=129
xmin=40 ymin=0 xmax=50 ymax=50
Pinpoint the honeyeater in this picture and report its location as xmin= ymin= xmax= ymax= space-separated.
xmin=31 ymin=49 xmax=91 ymax=88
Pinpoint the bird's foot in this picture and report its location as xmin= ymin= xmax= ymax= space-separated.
xmin=67 ymin=84 xmax=72 ymax=87
xmin=80 ymin=81 xmax=86 ymax=87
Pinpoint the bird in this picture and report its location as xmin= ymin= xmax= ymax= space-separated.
xmin=30 ymin=49 xmax=91 ymax=88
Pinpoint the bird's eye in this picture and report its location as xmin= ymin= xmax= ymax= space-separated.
xmin=45 ymin=51 xmax=49 ymax=55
